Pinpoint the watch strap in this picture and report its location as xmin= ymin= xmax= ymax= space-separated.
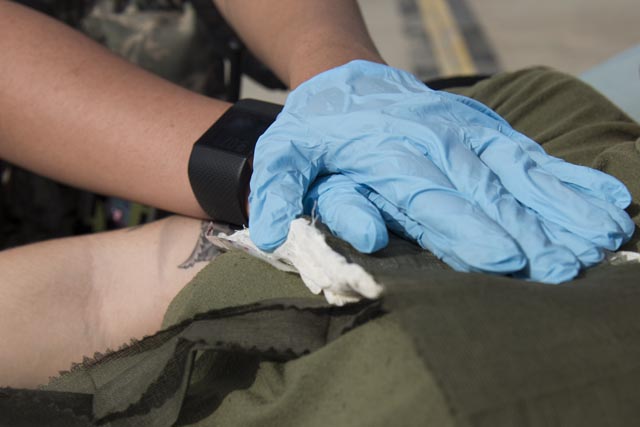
xmin=188 ymin=99 xmax=283 ymax=226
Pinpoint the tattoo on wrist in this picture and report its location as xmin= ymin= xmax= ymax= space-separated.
xmin=178 ymin=221 xmax=230 ymax=269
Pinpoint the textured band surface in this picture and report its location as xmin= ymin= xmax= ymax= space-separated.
xmin=188 ymin=99 xmax=283 ymax=226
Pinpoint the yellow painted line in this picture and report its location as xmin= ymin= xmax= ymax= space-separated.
xmin=417 ymin=0 xmax=477 ymax=75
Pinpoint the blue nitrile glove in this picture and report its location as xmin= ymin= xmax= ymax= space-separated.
xmin=249 ymin=60 xmax=635 ymax=283
xmin=302 ymin=173 xmax=389 ymax=253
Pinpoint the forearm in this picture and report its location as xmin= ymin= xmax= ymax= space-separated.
xmin=0 ymin=216 xmax=221 ymax=387
xmin=212 ymin=0 xmax=385 ymax=88
xmin=0 ymin=1 xmax=230 ymax=218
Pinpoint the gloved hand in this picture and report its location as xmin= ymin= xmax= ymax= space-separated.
xmin=249 ymin=60 xmax=635 ymax=284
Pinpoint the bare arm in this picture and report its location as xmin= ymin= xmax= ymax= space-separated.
xmin=0 ymin=0 xmax=230 ymax=218
xmin=0 ymin=0 xmax=385 ymax=215
xmin=0 ymin=216 xmax=227 ymax=388
xmin=212 ymin=0 xmax=386 ymax=88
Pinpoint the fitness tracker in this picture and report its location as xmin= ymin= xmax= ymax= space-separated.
xmin=188 ymin=99 xmax=283 ymax=226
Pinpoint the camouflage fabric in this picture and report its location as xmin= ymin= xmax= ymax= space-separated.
xmin=80 ymin=0 xmax=219 ymax=94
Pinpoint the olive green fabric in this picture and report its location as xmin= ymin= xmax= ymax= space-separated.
xmin=160 ymin=253 xmax=454 ymax=427
xmin=162 ymin=251 xmax=323 ymax=329
xmin=3 ymin=67 xmax=640 ymax=427
xmin=379 ymin=264 xmax=640 ymax=427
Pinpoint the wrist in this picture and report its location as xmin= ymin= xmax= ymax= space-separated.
xmin=188 ymin=99 xmax=281 ymax=226
xmin=285 ymin=29 xmax=385 ymax=89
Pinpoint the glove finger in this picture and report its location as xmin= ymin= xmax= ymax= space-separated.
xmin=481 ymin=201 xmax=581 ymax=284
xmin=440 ymin=90 xmax=632 ymax=209
xmin=506 ymin=128 xmax=632 ymax=209
xmin=470 ymin=127 xmax=632 ymax=250
xmin=303 ymin=174 xmax=389 ymax=253
xmin=354 ymin=124 xmax=582 ymax=282
xmin=362 ymin=188 xmax=478 ymax=272
xmin=541 ymin=220 xmax=604 ymax=268
xmin=249 ymin=139 xmax=319 ymax=252
xmin=347 ymin=154 xmax=527 ymax=273
xmin=401 ymin=131 xmax=581 ymax=283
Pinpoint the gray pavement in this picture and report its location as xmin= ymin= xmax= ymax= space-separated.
xmin=243 ymin=0 xmax=640 ymax=113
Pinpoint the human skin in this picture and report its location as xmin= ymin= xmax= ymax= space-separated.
xmin=0 ymin=0 xmax=226 ymax=219
xmin=211 ymin=0 xmax=385 ymax=88
xmin=0 ymin=215 xmax=228 ymax=387
xmin=0 ymin=0 xmax=385 ymax=218
xmin=0 ymin=0 xmax=389 ymax=387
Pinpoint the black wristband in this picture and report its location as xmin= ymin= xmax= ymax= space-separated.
xmin=188 ymin=99 xmax=283 ymax=226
